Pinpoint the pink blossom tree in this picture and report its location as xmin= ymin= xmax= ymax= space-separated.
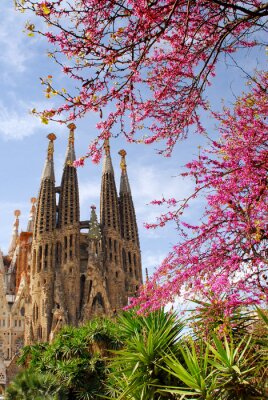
xmin=131 ymin=72 xmax=268 ymax=312
xmin=15 ymin=1 xmax=268 ymax=311
xmin=16 ymin=0 xmax=268 ymax=159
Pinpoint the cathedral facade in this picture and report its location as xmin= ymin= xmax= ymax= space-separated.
xmin=0 ymin=124 xmax=142 ymax=389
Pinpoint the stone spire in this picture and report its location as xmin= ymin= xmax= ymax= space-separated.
xmin=27 ymin=198 xmax=37 ymax=232
xmin=58 ymin=124 xmax=80 ymax=227
xmin=41 ymin=133 xmax=56 ymax=180
xmin=65 ymin=122 xmax=76 ymax=165
xmin=118 ymin=150 xmax=142 ymax=291
xmin=100 ymin=139 xmax=125 ymax=309
xmin=30 ymin=134 xmax=57 ymax=343
xmin=8 ymin=210 xmax=21 ymax=257
xmin=100 ymin=138 xmax=120 ymax=231
xmin=118 ymin=150 xmax=139 ymax=245
xmin=88 ymin=206 xmax=101 ymax=240
xmin=145 ymin=267 xmax=149 ymax=282
xmin=102 ymin=138 xmax=114 ymax=174
xmin=57 ymin=124 xmax=80 ymax=326
xmin=119 ymin=149 xmax=131 ymax=194
xmin=34 ymin=134 xmax=57 ymax=238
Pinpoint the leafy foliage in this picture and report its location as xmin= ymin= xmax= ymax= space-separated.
xmin=158 ymin=334 xmax=266 ymax=399
xmin=106 ymin=309 xmax=184 ymax=400
xmin=6 ymin=309 xmax=268 ymax=400
xmin=5 ymin=370 xmax=59 ymax=400
xmin=16 ymin=318 xmax=123 ymax=400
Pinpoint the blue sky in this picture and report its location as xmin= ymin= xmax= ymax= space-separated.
xmin=0 ymin=0 xmax=265 ymax=279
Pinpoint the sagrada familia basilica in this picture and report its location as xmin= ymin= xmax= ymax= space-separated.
xmin=0 ymin=124 xmax=142 ymax=391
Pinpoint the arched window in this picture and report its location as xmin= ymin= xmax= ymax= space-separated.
xmin=33 ymin=302 xmax=39 ymax=323
xmin=128 ymin=252 xmax=132 ymax=265
xmin=79 ymin=275 xmax=86 ymax=316
xmin=37 ymin=325 xmax=42 ymax=339
xmin=92 ymin=293 xmax=106 ymax=315
xmin=122 ymin=249 xmax=127 ymax=272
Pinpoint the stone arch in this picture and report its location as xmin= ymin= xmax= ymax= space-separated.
xmin=92 ymin=292 xmax=106 ymax=315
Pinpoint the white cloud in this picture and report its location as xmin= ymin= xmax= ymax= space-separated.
xmin=128 ymin=163 xmax=195 ymax=226
xmin=79 ymin=180 xmax=100 ymax=205
xmin=0 ymin=101 xmax=41 ymax=139
xmin=0 ymin=6 xmax=33 ymax=73
xmin=0 ymin=99 xmax=65 ymax=140
xmin=142 ymin=250 xmax=166 ymax=275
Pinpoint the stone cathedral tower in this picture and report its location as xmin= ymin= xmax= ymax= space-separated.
xmin=0 ymin=124 xmax=142 ymax=354
xmin=101 ymin=139 xmax=126 ymax=309
xmin=29 ymin=133 xmax=57 ymax=342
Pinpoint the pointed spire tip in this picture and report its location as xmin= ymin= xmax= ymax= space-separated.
xmin=65 ymin=123 xmax=76 ymax=165
xmin=102 ymin=138 xmax=114 ymax=174
xmin=119 ymin=149 xmax=127 ymax=172
xmin=27 ymin=198 xmax=36 ymax=232
xmin=42 ymin=133 xmax=56 ymax=179
xmin=8 ymin=210 xmax=20 ymax=256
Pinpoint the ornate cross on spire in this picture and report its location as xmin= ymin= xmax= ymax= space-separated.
xmin=47 ymin=133 xmax=56 ymax=160
xmin=118 ymin=149 xmax=127 ymax=173
xmin=67 ymin=123 xmax=76 ymax=145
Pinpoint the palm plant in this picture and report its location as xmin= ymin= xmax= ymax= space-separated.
xmin=188 ymin=298 xmax=256 ymax=342
xmin=157 ymin=333 xmax=265 ymax=400
xmin=209 ymin=334 xmax=263 ymax=399
xmin=158 ymin=339 xmax=217 ymax=400
xmin=105 ymin=309 xmax=184 ymax=400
